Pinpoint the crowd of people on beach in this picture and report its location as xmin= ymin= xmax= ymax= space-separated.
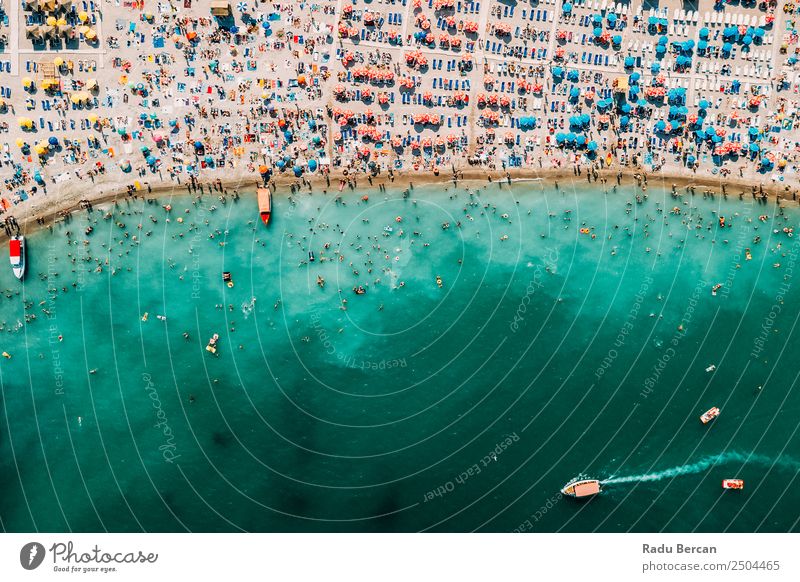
xmin=1 ymin=0 xmax=800 ymax=228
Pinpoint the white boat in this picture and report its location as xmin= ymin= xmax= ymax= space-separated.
xmin=9 ymin=235 xmax=25 ymax=280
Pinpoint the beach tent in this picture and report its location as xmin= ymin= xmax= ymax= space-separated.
xmin=210 ymin=0 xmax=231 ymax=16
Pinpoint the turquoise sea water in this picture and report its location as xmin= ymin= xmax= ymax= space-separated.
xmin=1 ymin=181 xmax=799 ymax=532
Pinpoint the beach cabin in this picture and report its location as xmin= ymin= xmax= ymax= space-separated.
xmin=210 ymin=0 xmax=231 ymax=16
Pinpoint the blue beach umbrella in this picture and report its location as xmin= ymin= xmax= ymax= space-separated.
xmin=698 ymin=40 xmax=708 ymax=51
xmin=552 ymin=66 xmax=564 ymax=77
xmin=687 ymin=155 xmax=696 ymax=165
xmin=607 ymin=13 xmax=617 ymax=25
xmin=620 ymin=103 xmax=631 ymax=114
xmin=655 ymin=120 xmax=666 ymax=132
xmin=594 ymin=27 xmax=603 ymax=37
xmin=593 ymin=14 xmax=603 ymax=25
xmin=293 ymin=164 xmax=303 ymax=176
xmin=629 ymin=85 xmax=640 ymax=96
xmin=308 ymin=159 xmax=318 ymax=171
xmin=587 ymin=141 xmax=598 ymax=151
xmin=620 ymin=115 xmax=630 ymax=126
xmin=699 ymin=27 xmax=709 ymax=39
xmin=577 ymin=134 xmax=587 ymax=146
xmin=139 ymin=145 xmax=150 ymax=153
xmin=275 ymin=159 xmax=286 ymax=169
xmin=624 ymin=56 xmax=635 ymax=68
xmin=722 ymin=42 xmax=732 ymax=54
xmin=655 ymin=44 xmax=666 ymax=55
xmin=750 ymin=143 xmax=760 ymax=152
xmin=569 ymin=87 xmax=580 ymax=99
xmin=612 ymin=34 xmax=622 ymax=45
xmin=648 ymin=16 xmax=657 ymax=25
xmin=651 ymin=62 xmax=661 ymax=73
xmin=699 ymin=99 xmax=710 ymax=109
xmin=637 ymin=98 xmax=647 ymax=107
xmin=742 ymin=35 xmax=752 ymax=46
xmin=683 ymin=40 xmax=694 ymax=51
xmin=567 ymin=69 xmax=579 ymax=82
xmin=555 ymin=132 xmax=566 ymax=143
xmin=567 ymin=132 xmax=577 ymax=143
xmin=760 ymin=157 xmax=772 ymax=167
xmin=48 ymin=136 xmax=58 ymax=146
xmin=580 ymin=113 xmax=590 ymax=126
xmin=630 ymin=72 xmax=641 ymax=83
xmin=658 ymin=35 xmax=668 ymax=45
xmin=562 ymin=2 xmax=572 ymax=13
xmin=748 ymin=127 xmax=760 ymax=138
xmin=146 ymin=155 xmax=156 ymax=165
xmin=284 ymin=130 xmax=293 ymax=141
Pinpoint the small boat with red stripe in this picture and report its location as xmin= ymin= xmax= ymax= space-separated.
xmin=9 ymin=235 xmax=25 ymax=280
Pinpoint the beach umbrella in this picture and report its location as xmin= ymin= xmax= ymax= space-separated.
xmin=742 ymin=35 xmax=752 ymax=46
xmin=569 ymin=87 xmax=580 ymax=99
xmin=612 ymin=34 xmax=622 ymax=45
xmin=85 ymin=28 xmax=97 ymax=41
xmin=236 ymin=1 xmax=247 ymax=11
xmin=587 ymin=141 xmax=598 ymax=151
xmin=562 ymin=2 xmax=572 ymax=13
xmin=629 ymin=86 xmax=640 ymax=96
xmin=754 ymin=28 xmax=765 ymax=38
xmin=552 ymin=66 xmax=564 ymax=77
xmin=22 ymin=77 xmax=34 ymax=88
xmin=78 ymin=11 xmax=89 ymax=22
xmin=308 ymin=159 xmax=318 ymax=172
xmin=275 ymin=159 xmax=286 ymax=170
xmin=577 ymin=135 xmax=587 ymax=146
xmin=637 ymin=99 xmax=647 ymax=107
xmin=607 ymin=13 xmax=617 ymax=25
xmin=555 ymin=133 xmax=566 ymax=143
xmin=567 ymin=70 xmax=579 ymax=82
xmin=651 ymin=62 xmax=660 ymax=73
xmin=624 ymin=56 xmax=635 ymax=68
xmin=658 ymin=36 xmax=668 ymax=45
xmin=204 ymin=155 xmax=214 ymax=165
xmin=655 ymin=120 xmax=666 ymax=132
xmin=293 ymin=165 xmax=303 ymax=176
xmin=655 ymin=44 xmax=666 ymax=55
xmin=683 ymin=40 xmax=694 ymax=52
xmin=630 ymin=72 xmax=641 ymax=83
xmin=261 ymin=21 xmax=271 ymax=30
xmin=580 ymin=113 xmax=590 ymax=125
xmin=593 ymin=14 xmax=603 ymax=25
xmin=687 ymin=155 xmax=696 ymax=165
xmin=760 ymin=157 xmax=772 ymax=167
xmin=748 ymin=127 xmax=760 ymax=138
xmin=722 ymin=42 xmax=732 ymax=53
xmin=620 ymin=103 xmax=631 ymax=114
xmin=593 ymin=27 xmax=603 ymax=38
xmin=146 ymin=155 xmax=157 ymax=165
xmin=18 ymin=117 xmax=33 ymax=129
xmin=698 ymin=40 xmax=708 ymax=51
xmin=699 ymin=27 xmax=709 ymax=39
xmin=750 ymin=143 xmax=760 ymax=152
xmin=699 ymin=99 xmax=711 ymax=109
xmin=620 ymin=116 xmax=630 ymax=126
xmin=283 ymin=130 xmax=293 ymax=142
xmin=53 ymin=56 xmax=64 ymax=67
xmin=48 ymin=136 xmax=58 ymax=146
xmin=567 ymin=132 xmax=577 ymax=143
xmin=139 ymin=145 xmax=150 ymax=153
xmin=15 ymin=138 xmax=26 ymax=148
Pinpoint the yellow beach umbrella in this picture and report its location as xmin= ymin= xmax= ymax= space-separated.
xmin=22 ymin=77 xmax=33 ymax=88
xmin=0 ymin=98 xmax=5 ymax=108
xmin=46 ymin=16 xmax=57 ymax=26
xmin=85 ymin=29 xmax=96 ymax=40
xmin=53 ymin=56 xmax=64 ymax=67
xmin=86 ymin=78 xmax=98 ymax=90
xmin=118 ymin=74 xmax=128 ymax=84
xmin=88 ymin=113 xmax=99 ymax=123
xmin=57 ymin=17 xmax=67 ymax=26
xmin=15 ymin=138 xmax=26 ymax=148
xmin=70 ymin=93 xmax=84 ymax=104
xmin=78 ymin=25 xmax=90 ymax=34
xmin=78 ymin=11 xmax=89 ymax=22
xmin=18 ymin=117 xmax=33 ymax=128
xmin=40 ymin=80 xmax=52 ymax=90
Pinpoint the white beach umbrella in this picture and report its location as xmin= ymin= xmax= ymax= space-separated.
xmin=236 ymin=1 xmax=247 ymax=11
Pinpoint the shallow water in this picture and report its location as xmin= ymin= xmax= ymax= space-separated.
xmin=1 ymin=181 xmax=799 ymax=532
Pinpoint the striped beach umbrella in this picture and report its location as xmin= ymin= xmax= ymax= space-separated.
xmin=236 ymin=1 xmax=247 ymax=11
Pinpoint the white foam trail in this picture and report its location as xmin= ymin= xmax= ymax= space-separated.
xmin=602 ymin=452 xmax=800 ymax=485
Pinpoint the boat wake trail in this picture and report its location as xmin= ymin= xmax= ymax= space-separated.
xmin=602 ymin=452 xmax=800 ymax=485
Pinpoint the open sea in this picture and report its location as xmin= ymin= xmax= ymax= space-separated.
xmin=1 ymin=180 xmax=799 ymax=532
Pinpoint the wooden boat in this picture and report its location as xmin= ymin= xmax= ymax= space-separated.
xmin=9 ymin=235 xmax=25 ymax=280
xmin=257 ymin=187 xmax=271 ymax=225
xmin=700 ymin=407 xmax=720 ymax=424
xmin=561 ymin=479 xmax=601 ymax=498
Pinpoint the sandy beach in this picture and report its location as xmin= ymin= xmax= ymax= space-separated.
xmin=2 ymin=0 xmax=799 ymax=237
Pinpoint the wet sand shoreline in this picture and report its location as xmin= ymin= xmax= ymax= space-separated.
xmin=2 ymin=165 xmax=790 ymax=243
